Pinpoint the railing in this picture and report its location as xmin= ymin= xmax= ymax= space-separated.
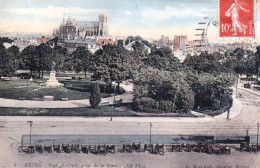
xmin=205 ymin=100 xmax=233 ymax=117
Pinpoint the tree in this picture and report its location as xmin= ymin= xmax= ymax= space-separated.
xmin=133 ymin=68 xmax=194 ymax=113
xmin=190 ymin=73 xmax=232 ymax=111
xmin=89 ymin=84 xmax=101 ymax=108
xmin=125 ymin=36 xmax=136 ymax=45
xmin=6 ymin=45 xmax=20 ymax=74
xmin=233 ymin=57 xmax=255 ymax=78
xmin=0 ymin=44 xmax=21 ymax=79
xmin=183 ymin=52 xmax=222 ymax=74
xmin=233 ymin=58 xmax=246 ymax=75
xmin=89 ymin=44 xmax=130 ymax=92
xmin=52 ymin=46 xmax=68 ymax=72
xmin=117 ymin=39 xmax=124 ymax=46
xmin=0 ymin=44 xmax=8 ymax=78
xmin=131 ymin=41 xmax=148 ymax=58
xmin=72 ymin=46 xmax=92 ymax=78
xmin=125 ymin=35 xmax=153 ymax=49
xmin=47 ymin=37 xmax=58 ymax=47
xmin=21 ymin=45 xmax=38 ymax=77
xmin=245 ymin=57 xmax=256 ymax=78
xmin=0 ymin=37 xmax=13 ymax=44
xmin=146 ymin=47 xmax=182 ymax=72
xmin=36 ymin=43 xmax=52 ymax=78
xmin=233 ymin=47 xmax=245 ymax=59
xmin=255 ymin=46 xmax=260 ymax=76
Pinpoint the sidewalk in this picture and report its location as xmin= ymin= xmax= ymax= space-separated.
xmin=191 ymin=87 xmax=242 ymax=119
xmin=237 ymin=85 xmax=260 ymax=97
xmin=0 ymin=92 xmax=133 ymax=108
xmin=214 ymin=94 xmax=241 ymax=119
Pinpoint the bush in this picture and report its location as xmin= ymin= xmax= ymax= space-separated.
xmin=89 ymin=84 xmax=101 ymax=108
xmin=159 ymin=100 xmax=174 ymax=112
xmin=134 ymin=97 xmax=159 ymax=113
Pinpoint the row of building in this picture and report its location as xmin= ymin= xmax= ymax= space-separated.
xmin=1 ymin=14 xmax=258 ymax=61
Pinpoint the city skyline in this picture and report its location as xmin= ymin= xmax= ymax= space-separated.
xmin=0 ymin=0 xmax=259 ymax=42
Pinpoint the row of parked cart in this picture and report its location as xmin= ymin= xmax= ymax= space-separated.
xmin=239 ymin=142 xmax=260 ymax=152
xmin=18 ymin=142 xmax=260 ymax=155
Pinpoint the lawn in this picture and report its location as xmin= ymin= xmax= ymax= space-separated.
xmin=0 ymin=79 xmax=110 ymax=100
xmin=0 ymin=106 xmax=137 ymax=116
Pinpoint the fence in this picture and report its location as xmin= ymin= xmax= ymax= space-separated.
xmin=205 ymin=99 xmax=233 ymax=117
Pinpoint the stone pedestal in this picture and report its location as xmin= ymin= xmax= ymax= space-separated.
xmin=45 ymin=71 xmax=64 ymax=87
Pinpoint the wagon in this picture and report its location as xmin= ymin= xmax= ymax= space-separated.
xmin=122 ymin=144 xmax=132 ymax=153
xmin=81 ymin=145 xmax=89 ymax=154
xmin=53 ymin=143 xmax=61 ymax=153
xmin=154 ymin=143 xmax=164 ymax=155
xmin=144 ymin=144 xmax=154 ymax=153
xmin=18 ymin=145 xmax=35 ymax=154
xmin=98 ymin=144 xmax=107 ymax=155
xmin=171 ymin=144 xmax=181 ymax=152
xmin=196 ymin=142 xmax=209 ymax=153
xmin=89 ymin=145 xmax=98 ymax=154
xmin=106 ymin=145 xmax=116 ymax=154
xmin=181 ymin=143 xmax=191 ymax=152
xmin=71 ymin=144 xmax=80 ymax=153
xmin=208 ymin=144 xmax=222 ymax=154
xmin=44 ymin=145 xmax=52 ymax=153
xmin=132 ymin=142 xmax=141 ymax=152
xmin=62 ymin=143 xmax=71 ymax=153
xmin=249 ymin=143 xmax=258 ymax=153
xmin=223 ymin=145 xmax=231 ymax=154
xmin=240 ymin=142 xmax=249 ymax=152
xmin=35 ymin=145 xmax=43 ymax=153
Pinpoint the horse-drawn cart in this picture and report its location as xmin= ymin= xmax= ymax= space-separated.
xmin=71 ymin=144 xmax=80 ymax=153
xmin=98 ymin=144 xmax=107 ymax=155
xmin=53 ymin=143 xmax=61 ymax=153
xmin=122 ymin=144 xmax=132 ymax=153
xmin=154 ymin=143 xmax=164 ymax=155
xmin=106 ymin=145 xmax=116 ymax=154
xmin=62 ymin=143 xmax=71 ymax=153
xmin=144 ymin=144 xmax=154 ymax=153
xmin=81 ymin=145 xmax=89 ymax=153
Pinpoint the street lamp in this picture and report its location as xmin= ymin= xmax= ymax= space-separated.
xmin=257 ymin=122 xmax=259 ymax=149
xmin=27 ymin=121 xmax=33 ymax=145
xmin=236 ymin=76 xmax=238 ymax=99
xmin=149 ymin=122 xmax=152 ymax=144
xmin=110 ymin=84 xmax=116 ymax=121
xmin=197 ymin=106 xmax=200 ymax=117
xmin=227 ymin=110 xmax=230 ymax=120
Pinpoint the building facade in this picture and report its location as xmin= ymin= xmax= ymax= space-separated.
xmin=53 ymin=14 xmax=111 ymax=53
xmin=54 ymin=14 xmax=109 ymax=40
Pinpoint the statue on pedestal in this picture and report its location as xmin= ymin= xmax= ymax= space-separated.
xmin=43 ymin=60 xmax=63 ymax=87
xmin=51 ymin=60 xmax=56 ymax=72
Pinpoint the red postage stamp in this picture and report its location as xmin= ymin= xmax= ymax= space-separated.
xmin=219 ymin=0 xmax=255 ymax=38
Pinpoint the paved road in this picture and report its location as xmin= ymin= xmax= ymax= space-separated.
xmin=0 ymin=87 xmax=260 ymax=168
xmin=0 ymin=92 xmax=133 ymax=108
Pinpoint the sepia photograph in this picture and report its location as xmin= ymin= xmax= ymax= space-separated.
xmin=0 ymin=0 xmax=260 ymax=167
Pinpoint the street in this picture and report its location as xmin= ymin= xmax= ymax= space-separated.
xmin=0 ymin=88 xmax=260 ymax=168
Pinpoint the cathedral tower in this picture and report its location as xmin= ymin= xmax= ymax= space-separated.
xmin=99 ymin=14 xmax=109 ymax=36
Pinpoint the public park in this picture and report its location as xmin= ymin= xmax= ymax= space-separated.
xmin=1 ymin=35 xmax=260 ymax=167
xmin=0 ymin=36 xmax=250 ymax=115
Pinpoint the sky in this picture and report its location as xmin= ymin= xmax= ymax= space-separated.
xmin=0 ymin=0 xmax=259 ymax=42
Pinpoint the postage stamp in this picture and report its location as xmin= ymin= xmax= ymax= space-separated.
xmin=219 ymin=0 xmax=255 ymax=38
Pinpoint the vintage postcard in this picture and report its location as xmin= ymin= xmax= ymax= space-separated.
xmin=0 ymin=0 xmax=260 ymax=168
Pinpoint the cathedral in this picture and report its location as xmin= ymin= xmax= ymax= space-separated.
xmin=53 ymin=14 xmax=111 ymax=53
xmin=54 ymin=14 xmax=109 ymax=40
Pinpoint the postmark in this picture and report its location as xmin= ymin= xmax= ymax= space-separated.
xmin=219 ymin=0 xmax=255 ymax=38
